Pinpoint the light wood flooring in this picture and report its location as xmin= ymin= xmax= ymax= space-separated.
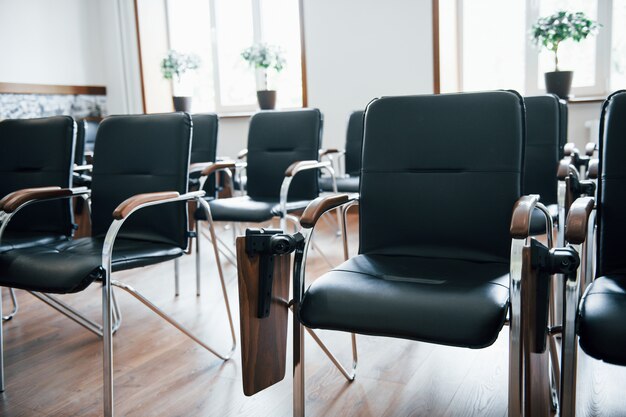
xmin=1 ymin=214 xmax=625 ymax=417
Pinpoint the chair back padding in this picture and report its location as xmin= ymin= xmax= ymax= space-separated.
xmin=75 ymin=120 xmax=87 ymax=165
xmin=344 ymin=110 xmax=365 ymax=176
xmin=246 ymin=109 xmax=322 ymax=201
xmin=90 ymin=113 xmax=192 ymax=248
xmin=597 ymin=90 xmax=626 ymax=276
xmin=0 ymin=116 xmax=76 ymax=236
xmin=558 ymin=99 xmax=568 ymax=159
xmin=190 ymin=113 xmax=218 ymax=197
xmin=359 ymin=91 xmax=525 ymax=263
xmin=524 ymin=95 xmax=560 ymax=205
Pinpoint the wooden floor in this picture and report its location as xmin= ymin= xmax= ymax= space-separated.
xmin=1 ymin=214 xmax=625 ymax=417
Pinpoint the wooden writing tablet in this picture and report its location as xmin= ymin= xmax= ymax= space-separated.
xmin=236 ymin=237 xmax=291 ymax=396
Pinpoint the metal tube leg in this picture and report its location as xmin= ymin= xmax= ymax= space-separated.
xmin=102 ymin=276 xmax=114 ymax=417
xmin=29 ymin=292 xmax=103 ymax=337
xmin=2 ymin=288 xmax=18 ymax=322
xmin=174 ymin=258 xmax=180 ymax=297
xmin=293 ymin=316 xmax=305 ymax=417
xmin=195 ymin=220 xmax=202 ymax=297
xmin=0 ymin=288 xmax=5 ymax=392
xmin=509 ymin=239 xmax=524 ymax=417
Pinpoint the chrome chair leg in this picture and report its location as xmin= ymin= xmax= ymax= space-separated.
xmin=102 ymin=276 xmax=114 ymax=417
xmin=294 ymin=317 xmax=305 ymax=417
xmin=509 ymin=238 xmax=524 ymax=417
xmin=195 ymin=220 xmax=202 ymax=296
xmin=2 ymin=288 xmax=18 ymax=322
xmin=0 ymin=288 xmax=5 ymax=392
xmin=174 ymin=258 xmax=180 ymax=296
xmin=29 ymin=291 xmax=104 ymax=337
xmin=305 ymin=327 xmax=357 ymax=381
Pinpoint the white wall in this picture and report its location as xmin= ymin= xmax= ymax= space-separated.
xmin=567 ymin=102 xmax=603 ymax=148
xmin=302 ymin=0 xmax=434 ymax=149
xmin=0 ymin=0 xmax=105 ymax=86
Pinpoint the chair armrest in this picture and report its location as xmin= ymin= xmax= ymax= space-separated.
xmin=565 ymin=197 xmax=595 ymax=244
xmin=300 ymin=193 xmax=356 ymax=229
xmin=585 ymin=142 xmax=596 ymax=157
xmin=318 ymin=148 xmax=342 ymax=157
xmin=237 ymin=148 xmax=248 ymax=160
xmin=587 ymin=159 xmax=599 ymax=180
xmin=1 ymin=186 xmax=90 ymax=213
xmin=74 ymin=164 xmax=93 ymax=172
xmin=564 ymin=143 xmax=578 ymax=157
xmin=510 ymin=195 xmax=540 ymax=239
xmin=85 ymin=152 xmax=94 ymax=164
xmin=285 ymin=160 xmax=330 ymax=177
xmin=557 ymin=159 xmax=578 ymax=181
xmin=112 ymin=190 xmax=205 ymax=220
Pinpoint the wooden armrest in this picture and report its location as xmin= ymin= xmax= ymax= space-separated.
xmin=0 ymin=187 xmax=73 ymax=213
xmin=285 ymin=160 xmax=327 ymax=177
xmin=200 ymin=161 xmax=237 ymax=177
xmin=587 ymin=159 xmax=599 ymax=180
xmin=112 ymin=191 xmax=180 ymax=220
xmin=237 ymin=148 xmax=248 ymax=159
xmin=510 ymin=195 xmax=540 ymax=239
xmin=565 ymin=197 xmax=595 ymax=244
xmin=585 ymin=142 xmax=596 ymax=157
xmin=319 ymin=148 xmax=341 ymax=157
xmin=557 ymin=159 xmax=571 ymax=181
xmin=564 ymin=143 xmax=578 ymax=157
xmin=300 ymin=194 xmax=351 ymax=229
xmin=85 ymin=152 xmax=94 ymax=164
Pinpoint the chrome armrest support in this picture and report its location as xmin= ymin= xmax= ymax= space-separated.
xmin=74 ymin=164 xmax=93 ymax=172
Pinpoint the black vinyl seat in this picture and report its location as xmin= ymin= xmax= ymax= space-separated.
xmin=578 ymin=90 xmax=626 ymax=366
xmin=0 ymin=112 xmax=236 ymax=415
xmin=319 ymin=110 xmax=364 ymax=193
xmin=0 ymin=116 xmax=76 ymax=254
xmin=523 ymin=95 xmax=562 ymax=235
xmin=201 ymin=197 xmax=312 ymax=223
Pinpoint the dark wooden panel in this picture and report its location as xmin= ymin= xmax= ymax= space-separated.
xmin=236 ymin=237 xmax=291 ymax=396
xmin=0 ymin=83 xmax=106 ymax=95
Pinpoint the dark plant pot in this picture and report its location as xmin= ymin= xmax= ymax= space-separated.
xmin=257 ymin=90 xmax=277 ymax=110
xmin=545 ymin=71 xmax=574 ymax=100
xmin=173 ymin=96 xmax=192 ymax=112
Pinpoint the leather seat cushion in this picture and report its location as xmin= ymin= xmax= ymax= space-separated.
xmin=578 ymin=275 xmax=626 ymax=366
xmin=319 ymin=176 xmax=360 ymax=193
xmin=529 ymin=204 xmax=559 ymax=235
xmin=0 ymin=237 xmax=183 ymax=294
xmin=195 ymin=196 xmax=311 ymax=223
xmin=0 ymin=231 xmax=69 ymax=254
xmin=299 ymin=254 xmax=509 ymax=348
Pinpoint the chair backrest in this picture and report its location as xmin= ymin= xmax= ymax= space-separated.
xmin=523 ymin=95 xmax=560 ymax=205
xmin=596 ymin=90 xmax=626 ymax=276
xmin=189 ymin=113 xmax=219 ymax=197
xmin=359 ymin=91 xmax=525 ymax=263
xmin=0 ymin=116 xmax=76 ymax=236
xmin=344 ymin=110 xmax=365 ymax=177
xmin=558 ymin=99 xmax=568 ymax=159
xmin=90 ymin=113 xmax=192 ymax=248
xmin=246 ymin=109 xmax=322 ymax=201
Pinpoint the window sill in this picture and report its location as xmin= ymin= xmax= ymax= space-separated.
xmin=567 ymin=95 xmax=606 ymax=104
xmin=218 ymin=111 xmax=256 ymax=118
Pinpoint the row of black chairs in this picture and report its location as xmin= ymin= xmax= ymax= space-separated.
xmin=0 ymin=90 xmax=622 ymax=417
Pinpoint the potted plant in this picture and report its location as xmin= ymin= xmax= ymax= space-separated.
xmin=161 ymin=50 xmax=201 ymax=112
xmin=531 ymin=10 xmax=599 ymax=99
xmin=241 ymin=43 xmax=286 ymax=109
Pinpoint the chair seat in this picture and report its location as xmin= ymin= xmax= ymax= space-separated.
xmin=299 ymin=254 xmax=510 ymax=348
xmin=319 ymin=175 xmax=360 ymax=193
xmin=0 ymin=231 xmax=69 ymax=254
xmin=529 ymin=203 xmax=559 ymax=235
xmin=578 ymin=274 xmax=626 ymax=366
xmin=195 ymin=196 xmax=311 ymax=223
xmin=0 ymin=237 xmax=183 ymax=294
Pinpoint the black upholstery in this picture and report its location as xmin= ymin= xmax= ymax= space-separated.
xmin=196 ymin=109 xmax=323 ymax=223
xmin=0 ymin=113 xmax=192 ymax=294
xmin=299 ymin=91 xmax=525 ymax=348
xmin=578 ymin=90 xmax=626 ymax=366
xmin=558 ymin=99 xmax=568 ymax=159
xmin=0 ymin=116 xmax=76 ymax=239
xmin=189 ymin=113 xmax=219 ymax=197
xmin=523 ymin=95 xmax=561 ymax=235
xmin=321 ymin=110 xmax=364 ymax=193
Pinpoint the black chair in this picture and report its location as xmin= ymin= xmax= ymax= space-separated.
xmin=319 ymin=110 xmax=364 ymax=193
xmin=193 ymin=109 xmax=335 ymax=285
xmin=0 ymin=112 xmax=235 ymax=416
xmin=524 ymin=95 xmax=562 ymax=236
xmin=560 ymin=90 xmax=626 ymax=417
xmin=0 ymin=116 xmax=77 ymax=321
xmin=291 ymin=91 xmax=554 ymax=417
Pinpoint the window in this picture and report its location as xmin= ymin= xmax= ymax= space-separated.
xmin=439 ymin=0 xmax=621 ymax=97
xmin=136 ymin=0 xmax=303 ymax=113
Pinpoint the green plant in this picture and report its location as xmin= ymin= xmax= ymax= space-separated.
xmin=241 ymin=43 xmax=286 ymax=90
xmin=161 ymin=50 xmax=201 ymax=83
xmin=531 ymin=11 xmax=599 ymax=71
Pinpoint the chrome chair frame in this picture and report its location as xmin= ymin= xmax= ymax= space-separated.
xmin=0 ymin=189 xmax=236 ymax=417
